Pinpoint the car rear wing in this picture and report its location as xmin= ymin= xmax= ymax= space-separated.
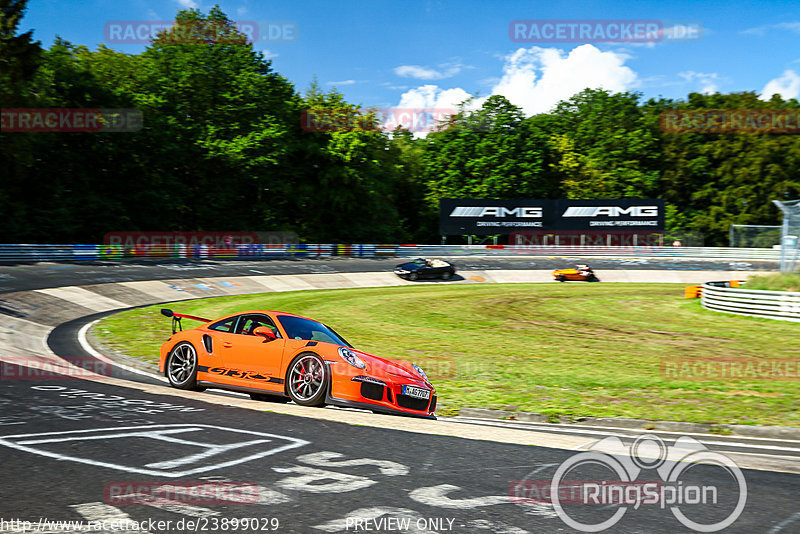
xmin=161 ymin=308 xmax=210 ymax=334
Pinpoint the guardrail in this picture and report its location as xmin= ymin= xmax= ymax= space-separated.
xmin=0 ymin=243 xmax=782 ymax=263
xmin=396 ymin=244 xmax=781 ymax=260
xmin=701 ymin=282 xmax=800 ymax=323
xmin=0 ymin=244 xmax=394 ymax=262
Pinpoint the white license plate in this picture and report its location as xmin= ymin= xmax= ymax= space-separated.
xmin=402 ymin=385 xmax=430 ymax=400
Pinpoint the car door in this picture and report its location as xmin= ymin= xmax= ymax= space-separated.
xmin=198 ymin=315 xmax=240 ymax=384
xmin=220 ymin=313 xmax=286 ymax=389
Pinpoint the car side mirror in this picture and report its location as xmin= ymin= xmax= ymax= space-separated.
xmin=253 ymin=326 xmax=277 ymax=342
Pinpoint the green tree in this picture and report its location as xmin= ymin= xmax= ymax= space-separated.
xmin=423 ymin=95 xmax=553 ymax=205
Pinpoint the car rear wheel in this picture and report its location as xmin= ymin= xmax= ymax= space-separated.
xmin=408 ymin=272 xmax=419 ymax=281
xmin=166 ymin=342 xmax=204 ymax=391
xmin=250 ymin=392 xmax=290 ymax=403
xmin=441 ymin=270 xmax=453 ymax=280
xmin=286 ymin=352 xmax=328 ymax=406
xmin=587 ymin=274 xmax=600 ymax=282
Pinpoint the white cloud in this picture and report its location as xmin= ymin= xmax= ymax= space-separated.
xmin=678 ymin=71 xmax=720 ymax=94
xmin=761 ymin=70 xmax=800 ymax=100
xmin=394 ymin=63 xmax=462 ymax=80
xmin=489 ymin=44 xmax=637 ymax=115
xmin=391 ymin=44 xmax=637 ymax=119
xmin=262 ymin=50 xmax=279 ymax=59
xmin=326 ymin=80 xmax=357 ymax=86
xmin=396 ymin=85 xmax=474 ymax=111
xmin=175 ymin=0 xmax=198 ymax=8
xmin=742 ymin=22 xmax=800 ymax=36
xmin=237 ymin=6 xmax=248 ymax=16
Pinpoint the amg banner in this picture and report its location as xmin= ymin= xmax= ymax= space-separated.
xmin=439 ymin=198 xmax=665 ymax=235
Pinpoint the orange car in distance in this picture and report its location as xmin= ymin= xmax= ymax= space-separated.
xmin=158 ymin=309 xmax=437 ymax=418
xmin=553 ymin=264 xmax=601 ymax=282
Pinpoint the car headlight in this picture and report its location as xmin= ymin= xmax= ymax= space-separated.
xmin=338 ymin=347 xmax=366 ymax=369
xmin=412 ymin=364 xmax=428 ymax=380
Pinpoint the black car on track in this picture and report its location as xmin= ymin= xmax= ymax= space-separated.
xmin=393 ymin=258 xmax=456 ymax=281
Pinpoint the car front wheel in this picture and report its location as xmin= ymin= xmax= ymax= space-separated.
xmin=286 ymin=352 xmax=328 ymax=406
xmin=408 ymin=272 xmax=419 ymax=281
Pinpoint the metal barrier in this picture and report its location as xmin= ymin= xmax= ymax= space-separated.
xmin=395 ymin=244 xmax=781 ymax=260
xmin=0 ymin=243 xmax=382 ymax=262
xmin=0 ymin=243 xmax=783 ymax=263
xmin=701 ymin=282 xmax=800 ymax=323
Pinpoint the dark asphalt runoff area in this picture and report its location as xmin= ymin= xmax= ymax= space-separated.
xmin=0 ymin=255 xmax=796 ymax=533
xmin=0 ymin=256 xmax=779 ymax=293
xmin=1 ymin=375 xmax=798 ymax=534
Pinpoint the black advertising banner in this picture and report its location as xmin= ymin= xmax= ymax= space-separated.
xmin=439 ymin=198 xmax=665 ymax=235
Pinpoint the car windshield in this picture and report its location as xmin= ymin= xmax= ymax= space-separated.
xmin=412 ymin=258 xmax=427 ymax=265
xmin=277 ymin=315 xmax=351 ymax=346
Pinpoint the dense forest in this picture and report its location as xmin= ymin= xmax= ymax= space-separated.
xmin=2 ymin=3 xmax=799 ymax=245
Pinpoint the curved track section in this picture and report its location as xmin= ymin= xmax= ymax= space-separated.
xmin=1 ymin=260 xmax=799 ymax=533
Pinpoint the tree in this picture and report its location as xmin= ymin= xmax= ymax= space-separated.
xmin=423 ymin=96 xmax=553 ymax=205
xmin=541 ymin=89 xmax=661 ymax=200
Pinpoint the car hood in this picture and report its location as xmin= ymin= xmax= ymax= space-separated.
xmin=354 ymin=348 xmax=426 ymax=380
xmin=304 ymin=340 xmax=432 ymax=386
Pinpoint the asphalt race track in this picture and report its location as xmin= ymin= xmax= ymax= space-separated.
xmin=1 ymin=256 xmax=798 ymax=533
xmin=0 ymin=256 xmax=779 ymax=293
xmin=2 ymin=377 xmax=799 ymax=534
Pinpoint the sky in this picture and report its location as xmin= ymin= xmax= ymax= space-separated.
xmin=20 ymin=0 xmax=800 ymax=116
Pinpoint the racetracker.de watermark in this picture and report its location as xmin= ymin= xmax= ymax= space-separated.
xmin=1 ymin=358 xmax=111 ymax=381
xmin=509 ymin=19 xmax=702 ymax=43
xmin=662 ymin=357 xmax=800 ymax=381
xmin=1 ymin=109 xmax=142 ymax=133
xmin=105 ymin=481 xmax=259 ymax=505
xmin=660 ymin=109 xmax=800 ymax=134
xmin=300 ymin=108 xmax=458 ymax=134
xmin=104 ymin=20 xmax=297 ymax=44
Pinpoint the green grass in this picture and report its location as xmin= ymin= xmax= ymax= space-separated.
xmin=94 ymin=283 xmax=800 ymax=426
xmin=746 ymin=272 xmax=800 ymax=292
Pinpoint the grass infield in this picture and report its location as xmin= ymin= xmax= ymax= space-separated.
xmin=745 ymin=272 xmax=800 ymax=292
xmin=94 ymin=283 xmax=799 ymax=427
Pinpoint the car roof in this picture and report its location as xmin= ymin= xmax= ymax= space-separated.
xmin=210 ymin=310 xmax=318 ymax=323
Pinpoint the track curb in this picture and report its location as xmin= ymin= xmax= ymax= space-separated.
xmin=458 ymin=407 xmax=800 ymax=440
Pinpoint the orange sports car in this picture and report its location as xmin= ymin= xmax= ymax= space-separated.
xmin=158 ymin=309 xmax=437 ymax=418
xmin=553 ymin=264 xmax=600 ymax=282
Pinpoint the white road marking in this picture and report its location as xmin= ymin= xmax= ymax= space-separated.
xmin=408 ymin=484 xmax=509 ymax=509
xmin=0 ymin=424 xmax=308 ymax=477
xmin=274 ymin=466 xmax=376 ymax=493
xmin=408 ymin=484 xmax=556 ymax=519
xmin=448 ymin=417 xmax=800 ymax=453
xmin=141 ymin=502 xmax=220 ymax=518
xmin=78 ymin=320 xmax=253 ymax=401
xmin=296 ymin=451 xmax=409 ymax=476
xmin=78 ymin=320 xmax=167 ymax=383
xmin=72 ymin=502 xmax=150 ymax=533
xmin=769 ymin=512 xmax=800 ymax=533
xmin=144 ymin=438 xmax=272 ymax=470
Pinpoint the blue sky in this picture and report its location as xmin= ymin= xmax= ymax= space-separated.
xmin=21 ymin=0 xmax=800 ymax=114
